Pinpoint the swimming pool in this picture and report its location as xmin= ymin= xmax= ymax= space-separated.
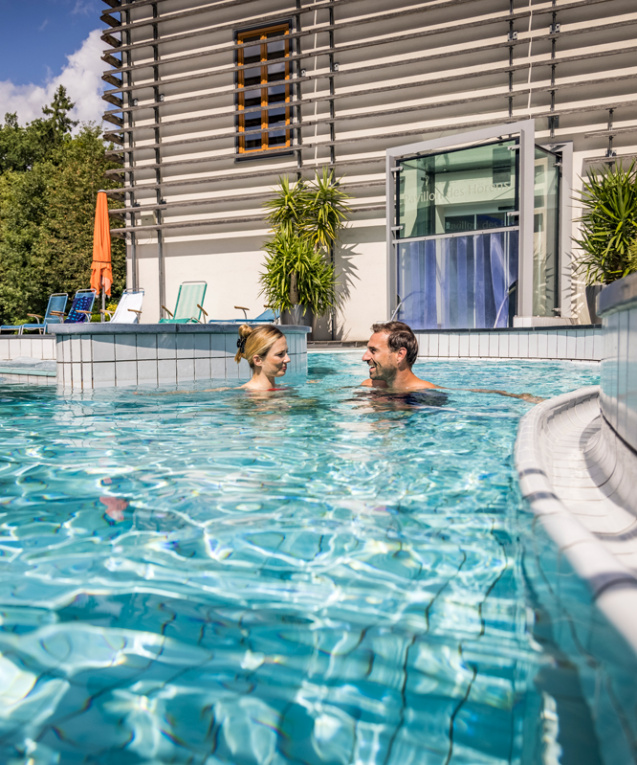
xmin=0 ymin=354 xmax=602 ymax=764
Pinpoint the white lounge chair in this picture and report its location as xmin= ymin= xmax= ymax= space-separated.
xmin=101 ymin=289 xmax=145 ymax=324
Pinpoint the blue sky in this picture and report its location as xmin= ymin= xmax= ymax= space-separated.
xmin=0 ymin=0 xmax=106 ymax=127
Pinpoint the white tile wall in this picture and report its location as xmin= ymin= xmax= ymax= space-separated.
xmin=210 ymin=357 xmax=226 ymax=378
xmin=116 ymin=361 xmax=138 ymax=385
xmin=93 ymin=337 xmax=115 ymax=362
xmin=137 ymin=359 xmax=159 ymax=386
xmin=176 ymin=358 xmax=195 ymax=383
xmin=157 ymin=359 xmax=177 ymax=385
xmin=210 ymin=334 xmax=227 ymax=356
xmin=507 ymin=332 xmax=519 ymax=358
xmin=157 ymin=334 xmax=177 ymax=359
xmin=546 ymin=332 xmax=557 ymax=359
xmin=194 ymin=333 xmax=210 ymax=357
xmin=93 ymin=362 xmax=115 ymax=388
xmin=176 ymin=333 xmax=197 ymax=358
xmin=137 ymin=335 xmax=157 ymax=360
xmin=70 ymin=337 xmax=82 ymax=363
xmin=115 ymin=336 xmax=137 ymax=361
xmin=194 ymin=357 xmax=211 ymax=380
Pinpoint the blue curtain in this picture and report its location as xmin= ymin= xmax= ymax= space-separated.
xmin=397 ymin=230 xmax=519 ymax=329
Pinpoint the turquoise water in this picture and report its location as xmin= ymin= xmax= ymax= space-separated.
xmin=0 ymin=354 xmax=601 ymax=764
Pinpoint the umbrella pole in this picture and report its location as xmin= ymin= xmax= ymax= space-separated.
xmin=101 ymin=288 xmax=106 ymax=322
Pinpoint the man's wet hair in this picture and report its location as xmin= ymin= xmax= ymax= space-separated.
xmin=371 ymin=321 xmax=419 ymax=367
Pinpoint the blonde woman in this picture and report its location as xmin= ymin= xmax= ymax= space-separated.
xmin=235 ymin=324 xmax=290 ymax=391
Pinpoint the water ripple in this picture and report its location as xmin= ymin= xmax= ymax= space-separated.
xmin=0 ymin=356 xmax=600 ymax=763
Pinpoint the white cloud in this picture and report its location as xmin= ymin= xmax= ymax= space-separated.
xmin=0 ymin=29 xmax=106 ymax=131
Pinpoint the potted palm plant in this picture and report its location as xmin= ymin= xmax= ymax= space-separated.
xmin=574 ymin=160 xmax=637 ymax=322
xmin=259 ymin=168 xmax=350 ymax=330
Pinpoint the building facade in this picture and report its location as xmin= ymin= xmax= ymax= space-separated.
xmin=100 ymin=0 xmax=637 ymax=339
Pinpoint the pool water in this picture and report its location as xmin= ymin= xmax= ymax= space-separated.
xmin=0 ymin=354 xmax=601 ymax=764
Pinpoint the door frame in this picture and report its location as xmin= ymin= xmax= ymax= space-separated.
xmin=386 ymin=120 xmax=573 ymax=323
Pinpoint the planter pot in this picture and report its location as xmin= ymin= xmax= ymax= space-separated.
xmin=585 ymin=284 xmax=604 ymax=325
xmin=282 ymin=305 xmax=314 ymax=336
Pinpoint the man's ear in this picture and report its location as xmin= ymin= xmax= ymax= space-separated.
xmin=395 ymin=346 xmax=408 ymax=365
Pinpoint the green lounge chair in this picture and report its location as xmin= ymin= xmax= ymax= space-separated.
xmin=160 ymin=281 xmax=208 ymax=323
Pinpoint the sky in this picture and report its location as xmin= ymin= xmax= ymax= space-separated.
xmin=0 ymin=0 xmax=107 ymax=130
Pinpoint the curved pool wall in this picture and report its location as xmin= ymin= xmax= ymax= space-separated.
xmin=515 ymin=272 xmax=637 ymax=764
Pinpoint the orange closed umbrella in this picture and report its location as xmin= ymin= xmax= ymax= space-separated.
xmin=90 ymin=190 xmax=113 ymax=320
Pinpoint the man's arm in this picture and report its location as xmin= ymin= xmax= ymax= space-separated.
xmin=468 ymin=388 xmax=545 ymax=403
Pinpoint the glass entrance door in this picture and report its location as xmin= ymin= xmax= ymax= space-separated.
xmin=394 ymin=139 xmax=520 ymax=329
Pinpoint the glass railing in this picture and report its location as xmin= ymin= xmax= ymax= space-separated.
xmin=395 ymin=229 xmax=519 ymax=329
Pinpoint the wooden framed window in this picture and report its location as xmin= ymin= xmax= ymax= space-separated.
xmin=236 ymin=23 xmax=291 ymax=154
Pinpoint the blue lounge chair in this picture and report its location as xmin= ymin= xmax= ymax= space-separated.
xmin=50 ymin=289 xmax=97 ymax=324
xmin=208 ymin=305 xmax=280 ymax=324
xmin=0 ymin=292 xmax=68 ymax=335
xmin=160 ymin=281 xmax=208 ymax=323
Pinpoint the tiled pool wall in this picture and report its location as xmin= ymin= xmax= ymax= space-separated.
xmin=50 ymin=324 xmax=310 ymax=389
xmin=598 ymin=273 xmax=637 ymax=453
xmin=0 ymin=334 xmax=56 ymax=362
xmin=0 ymin=335 xmax=57 ymax=385
xmin=414 ymin=326 xmax=602 ymax=361
xmin=0 ymin=325 xmax=603 ymax=387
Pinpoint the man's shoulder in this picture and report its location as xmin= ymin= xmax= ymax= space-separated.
xmin=408 ymin=378 xmax=438 ymax=391
xmin=361 ymin=379 xmax=389 ymax=388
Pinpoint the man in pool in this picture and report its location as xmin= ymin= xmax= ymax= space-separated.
xmin=362 ymin=321 xmax=437 ymax=392
xmin=361 ymin=321 xmax=543 ymax=402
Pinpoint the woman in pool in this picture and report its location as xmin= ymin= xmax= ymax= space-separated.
xmin=235 ymin=324 xmax=290 ymax=391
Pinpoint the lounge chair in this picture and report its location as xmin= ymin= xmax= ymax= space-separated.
xmin=0 ymin=292 xmax=68 ymax=335
xmin=208 ymin=306 xmax=280 ymax=324
xmin=101 ymin=289 xmax=144 ymax=324
xmin=160 ymin=281 xmax=208 ymax=323
xmin=50 ymin=289 xmax=97 ymax=324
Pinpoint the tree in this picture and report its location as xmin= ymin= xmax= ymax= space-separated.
xmin=0 ymin=86 xmax=78 ymax=174
xmin=0 ymin=91 xmax=125 ymax=325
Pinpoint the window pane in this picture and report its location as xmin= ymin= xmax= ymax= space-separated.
xmin=266 ymin=40 xmax=286 ymax=60
xmin=268 ymin=85 xmax=287 ymax=104
xmin=244 ymin=90 xmax=261 ymax=109
xmin=398 ymin=140 xmax=518 ymax=238
xmin=269 ymin=130 xmax=287 ymax=146
xmin=244 ymin=111 xmax=262 ymax=130
xmin=242 ymin=43 xmax=261 ymax=66
xmin=245 ymin=132 xmax=263 ymax=151
xmin=243 ymin=67 xmax=261 ymax=88
xmin=267 ymin=62 xmax=287 ymax=82
xmin=268 ymin=107 xmax=287 ymax=126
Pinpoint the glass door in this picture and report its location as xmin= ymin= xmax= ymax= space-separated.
xmin=394 ymin=139 xmax=520 ymax=329
xmin=533 ymin=147 xmax=560 ymax=317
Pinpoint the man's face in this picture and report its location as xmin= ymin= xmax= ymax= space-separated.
xmin=362 ymin=331 xmax=401 ymax=383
